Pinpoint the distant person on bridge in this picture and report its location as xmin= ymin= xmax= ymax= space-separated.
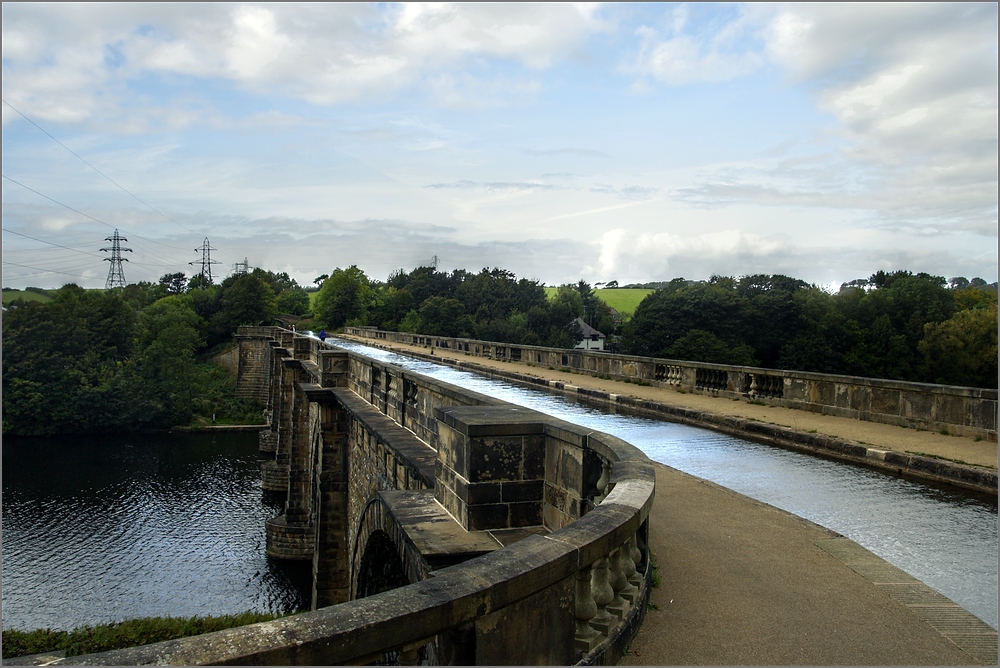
xmin=319 ymin=330 xmax=327 ymax=342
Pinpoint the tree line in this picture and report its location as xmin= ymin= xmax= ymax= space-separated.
xmin=623 ymin=272 xmax=997 ymax=388
xmin=4 ymin=264 xmax=995 ymax=437
xmin=308 ymin=266 xmax=997 ymax=389
xmin=1 ymin=269 xmax=299 ymax=436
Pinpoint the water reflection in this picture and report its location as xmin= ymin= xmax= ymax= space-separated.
xmin=327 ymin=336 xmax=998 ymax=630
xmin=2 ymin=432 xmax=311 ymax=631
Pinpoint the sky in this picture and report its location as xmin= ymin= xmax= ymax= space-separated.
xmin=2 ymin=2 xmax=997 ymax=291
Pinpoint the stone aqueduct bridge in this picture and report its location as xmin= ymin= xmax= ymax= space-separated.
xmin=71 ymin=326 xmax=656 ymax=665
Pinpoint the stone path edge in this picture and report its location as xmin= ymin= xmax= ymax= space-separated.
xmin=344 ymin=338 xmax=997 ymax=496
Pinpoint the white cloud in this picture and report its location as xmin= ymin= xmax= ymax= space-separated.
xmin=1 ymin=3 xmax=608 ymax=126
xmin=628 ymin=4 xmax=766 ymax=84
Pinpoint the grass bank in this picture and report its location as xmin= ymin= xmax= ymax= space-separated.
xmin=2 ymin=611 xmax=290 ymax=660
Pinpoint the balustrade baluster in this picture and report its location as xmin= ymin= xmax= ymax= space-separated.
xmin=589 ymin=557 xmax=616 ymax=636
xmin=594 ymin=459 xmax=611 ymax=504
xmin=628 ymin=533 xmax=643 ymax=587
xmin=397 ymin=644 xmax=421 ymax=666
xmin=607 ymin=547 xmax=629 ymax=619
xmin=574 ymin=565 xmax=601 ymax=653
xmin=619 ymin=540 xmax=639 ymax=603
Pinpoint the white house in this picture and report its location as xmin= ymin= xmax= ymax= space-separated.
xmin=573 ymin=316 xmax=606 ymax=351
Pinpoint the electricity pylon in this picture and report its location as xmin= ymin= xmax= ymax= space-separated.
xmin=189 ymin=237 xmax=221 ymax=284
xmin=232 ymin=257 xmax=250 ymax=276
xmin=101 ymin=229 xmax=131 ymax=289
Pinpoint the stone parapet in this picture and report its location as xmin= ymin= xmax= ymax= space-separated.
xmin=344 ymin=327 xmax=998 ymax=441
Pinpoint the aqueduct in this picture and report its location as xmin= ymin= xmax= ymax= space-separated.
xmin=67 ymin=326 xmax=657 ymax=665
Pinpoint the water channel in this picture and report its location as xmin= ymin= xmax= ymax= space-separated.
xmin=2 ymin=338 xmax=996 ymax=634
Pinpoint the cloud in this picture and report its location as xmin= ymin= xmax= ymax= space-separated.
xmin=590 ymin=184 xmax=658 ymax=200
xmin=424 ymin=180 xmax=564 ymax=193
xmin=627 ymin=4 xmax=766 ymax=84
xmin=1 ymin=3 xmax=609 ymax=127
xmin=634 ymin=4 xmax=998 ymax=236
xmin=524 ymin=148 xmax=609 ymax=158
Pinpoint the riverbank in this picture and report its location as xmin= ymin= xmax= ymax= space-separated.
xmin=169 ymin=423 xmax=268 ymax=433
xmin=335 ymin=334 xmax=998 ymax=493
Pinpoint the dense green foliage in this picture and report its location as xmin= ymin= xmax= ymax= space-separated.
xmin=310 ymin=265 xmax=603 ymax=348
xmin=6 ymin=264 xmax=995 ymax=438
xmin=623 ymin=271 xmax=997 ymax=388
xmin=1 ymin=271 xmax=281 ymax=435
xmin=1 ymin=612 xmax=288 ymax=659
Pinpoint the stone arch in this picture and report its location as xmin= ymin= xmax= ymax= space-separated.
xmin=351 ymin=496 xmax=428 ymax=600
xmin=355 ymin=530 xmax=409 ymax=599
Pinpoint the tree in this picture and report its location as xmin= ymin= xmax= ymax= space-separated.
xmin=314 ymin=266 xmax=374 ymax=329
xmin=276 ymin=287 xmax=310 ymax=315
xmin=159 ymin=272 xmax=188 ymax=295
xmin=919 ymin=303 xmax=998 ymax=388
xmin=418 ymin=296 xmax=472 ymax=337
xmin=207 ymin=273 xmax=277 ymax=345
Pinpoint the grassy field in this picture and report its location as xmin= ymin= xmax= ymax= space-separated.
xmin=2 ymin=288 xmax=55 ymax=305
xmin=543 ymin=287 xmax=653 ymax=315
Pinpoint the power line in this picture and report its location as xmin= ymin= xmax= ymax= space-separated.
xmin=2 ymin=98 xmax=202 ymax=238
xmin=2 ymin=227 xmax=105 ymax=258
xmin=3 ymin=174 xmax=116 ymax=230
xmin=3 ymin=173 xmax=201 ymax=258
xmin=2 ymin=260 xmax=98 ymax=280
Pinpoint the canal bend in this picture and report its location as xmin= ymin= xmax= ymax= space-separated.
xmin=325 ymin=336 xmax=998 ymax=631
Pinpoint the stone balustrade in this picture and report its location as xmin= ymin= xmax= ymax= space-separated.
xmin=344 ymin=327 xmax=998 ymax=440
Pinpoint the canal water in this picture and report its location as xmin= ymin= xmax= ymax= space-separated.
xmin=327 ymin=337 xmax=998 ymax=630
xmin=2 ymin=339 xmax=996 ymax=634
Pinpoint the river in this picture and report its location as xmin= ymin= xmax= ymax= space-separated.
xmin=1 ymin=432 xmax=311 ymax=631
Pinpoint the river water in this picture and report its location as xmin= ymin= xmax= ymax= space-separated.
xmin=1 ymin=432 xmax=312 ymax=631
xmin=2 ymin=340 xmax=996 ymax=633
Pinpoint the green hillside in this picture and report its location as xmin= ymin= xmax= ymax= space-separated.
xmin=2 ymin=288 xmax=55 ymax=305
xmin=593 ymin=288 xmax=653 ymax=315
xmin=542 ymin=287 xmax=653 ymax=315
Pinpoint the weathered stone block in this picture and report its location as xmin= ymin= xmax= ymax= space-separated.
xmin=508 ymin=501 xmax=542 ymax=527
xmin=871 ymin=387 xmax=900 ymax=414
xmin=468 ymin=503 xmax=509 ymax=531
xmin=500 ymin=479 xmax=544 ymax=503
xmin=475 ymin=575 xmax=575 ymax=665
xmin=469 ymin=436 xmax=523 ymax=482
xmin=934 ymin=394 xmax=965 ymax=427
